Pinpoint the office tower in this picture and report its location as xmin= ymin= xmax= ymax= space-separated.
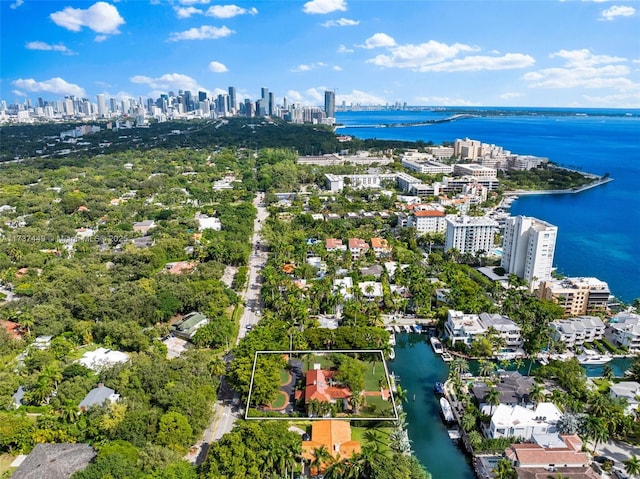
xmin=228 ymin=86 xmax=236 ymax=113
xmin=244 ymin=99 xmax=254 ymax=117
xmin=97 ymin=94 xmax=106 ymax=117
xmin=198 ymin=91 xmax=207 ymax=102
xmin=324 ymin=90 xmax=336 ymax=118
xmin=260 ymin=88 xmax=269 ymax=116
xmin=217 ymin=94 xmax=229 ymax=116
xmin=184 ymin=91 xmax=193 ymax=112
xmin=444 ymin=215 xmax=498 ymax=256
xmin=109 ymin=98 xmax=118 ymax=114
xmin=501 ymin=215 xmax=557 ymax=291
xmin=37 ymin=97 xmax=44 ymax=108
xmin=268 ymin=92 xmax=275 ymax=116
xmin=283 ymin=96 xmax=288 ymax=111
xmin=64 ymin=97 xmax=74 ymax=116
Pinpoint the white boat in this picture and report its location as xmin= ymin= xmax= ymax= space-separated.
xmin=413 ymin=324 xmax=423 ymax=334
xmin=388 ymin=333 xmax=396 ymax=346
xmin=393 ymin=325 xmax=402 ymax=333
xmin=441 ymin=352 xmax=453 ymax=362
xmin=402 ymin=325 xmax=411 ymax=333
xmin=577 ymin=349 xmax=612 ymax=365
xmin=430 ymin=336 xmax=444 ymax=354
xmin=440 ymin=397 xmax=455 ymax=423
xmin=388 ymin=348 xmax=395 ymax=360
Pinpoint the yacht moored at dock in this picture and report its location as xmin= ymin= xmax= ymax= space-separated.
xmin=576 ymin=349 xmax=612 ymax=365
xmin=430 ymin=336 xmax=444 ymax=354
xmin=434 ymin=382 xmax=444 ymax=395
xmin=440 ymin=397 xmax=455 ymax=423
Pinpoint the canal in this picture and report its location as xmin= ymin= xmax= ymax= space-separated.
xmin=390 ymin=333 xmax=475 ymax=479
xmin=390 ymin=333 xmax=635 ymax=479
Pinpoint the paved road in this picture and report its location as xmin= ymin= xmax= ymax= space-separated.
xmin=186 ymin=192 xmax=269 ymax=465
xmin=237 ymin=192 xmax=269 ymax=343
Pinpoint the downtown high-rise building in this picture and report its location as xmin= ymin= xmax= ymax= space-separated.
xmin=501 ymin=215 xmax=557 ymax=291
xmin=228 ymin=86 xmax=236 ymax=113
xmin=96 ymin=94 xmax=107 ymax=117
xmin=324 ymin=90 xmax=336 ymax=118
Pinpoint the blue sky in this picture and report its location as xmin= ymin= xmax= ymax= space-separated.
xmin=1 ymin=0 xmax=639 ymax=108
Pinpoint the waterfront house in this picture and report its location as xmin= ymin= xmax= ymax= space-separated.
xmin=551 ymin=315 xmax=605 ymax=349
xmin=610 ymin=312 xmax=640 ymax=353
xmin=487 ymin=402 xmax=562 ymax=441
xmin=473 ymin=372 xmax=536 ymax=410
xmin=304 ymin=368 xmax=351 ymax=413
xmin=445 ymin=310 xmax=522 ymax=348
xmin=505 ymin=434 xmax=589 ymax=471
xmin=302 ymin=421 xmax=361 ymax=474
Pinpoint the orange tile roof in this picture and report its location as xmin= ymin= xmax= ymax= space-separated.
xmin=505 ymin=435 xmax=587 ymax=468
xmin=325 ymin=238 xmax=343 ymax=249
xmin=305 ymin=369 xmax=351 ymax=403
xmin=302 ymin=421 xmax=361 ymax=469
xmin=370 ymin=237 xmax=390 ymax=249
xmin=1 ymin=321 xmax=21 ymax=339
xmin=414 ymin=209 xmax=445 ymax=217
xmin=348 ymin=238 xmax=369 ymax=250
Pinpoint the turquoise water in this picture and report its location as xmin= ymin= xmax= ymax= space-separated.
xmin=390 ymin=334 xmax=475 ymax=479
xmin=337 ymin=109 xmax=640 ymax=303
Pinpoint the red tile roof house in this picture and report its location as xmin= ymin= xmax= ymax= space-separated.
xmin=325 ymin=238 xmax=346 ymax=252
xmin=370 ymin=237 xmax=392 ymax=258
xmin=348 ymin=238 xmax=370 ymax=260
xmin=304 ymin=369 xmax=351 ymax=415
xmin=505 ymin=434 xmax=597 ymax=479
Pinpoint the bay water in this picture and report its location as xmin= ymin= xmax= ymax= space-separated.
xmin=336 ymin=108 xmax=640 ymax=303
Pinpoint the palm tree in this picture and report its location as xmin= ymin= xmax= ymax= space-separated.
xmin=582 ymin=415 xmax=610 ymax=454
xmin=486 ymin=386 xmax=501 ymax=415
xmin=450 ymin=358 xmax=469 ymax=378
xmin=529 ymin=381 xmax=545 ymax=406
xmin=394 ymin=385 xmax=408 ymax=403
xmin=492 ymin=457 xmax=517 ymax=479
xmin=624 ymin=454 xmax=640 ymax=477
xmin=602 ymin=364 xmax=615 ymax=382
xmin=587 ymin=391 xmax=612 ymax=417
xmin=461 ymin=412 xmax=476 ymax=432
xmin=58 ymin=401 xmax=78 ymax=424
xmin=478 ymin=360 xmax=496 ymax=380
xmin=310 ymin=445 xmax=333 ymax=477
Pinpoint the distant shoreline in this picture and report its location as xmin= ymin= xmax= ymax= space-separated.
xmin=504 ymin=176 xmax=613 ymax=196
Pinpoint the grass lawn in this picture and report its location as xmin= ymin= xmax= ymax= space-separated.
xmin=279 ymin=368 xmax=290 ymax=386
xmin=352 ymin=426 xmax=394 ymax=453
xmin=299 ymin=354 xmax=336 ymax=372
xmin=364 ymin=395 xmax=393 ymax=416
xmin=364 ymin=361 xmax=387 ymax=392
xmin=269 ymin=391 xmax=288 ymax=410
xmin=0 ymin=454 xmax=16 ymax=475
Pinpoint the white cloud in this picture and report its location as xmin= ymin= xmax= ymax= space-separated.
xmin=414 ymin=96 xmax=480 ymax=106
xmin=286 ymin=88 xmax=325 ymax=105
xmin=206 ymin=5 xmax=258 ymax=18
xmin=12 ymin=90 xmax=26 ymax=97
xmin=94 ymin=35 xmax=108 ymax=42
xmin=50 ymin=1 xmax=125 ymax=34
xmin=174 ymin=6 xmax=203 ymax=18
xmin=179 ymin=0 xmax=210 ymax=4
xmin=367 ymin=40 xmax=476 ymax=68
xmin=290 ymin=62 xmax=327 ymax=72
xmin=551 ymin=49 xmax=626 ymax=67
xmin=130 ymin=73 xmax=208 ymax=95
xmin=168 ymin=25 xmax=234 ymax=41
xmin=10 ymin=0 xmax=24 ymax=9
xmin=360 ymin=33 xmax=396 ymax=49
xmin=209 ymin=61 xmax=229 ymax=72
xmin=25 ymin=41 xmax=75 ymax=55
xmin=303 ymin=0 xmax=347 ymax=14
xmin=417 ymin=53 xmax=535 ymax=72
xmin=337 ymin=44 xmax=354 ymax=54
xmin=333 ymin=65 xmax=343 ymax=71
xmin=12 ymin=77 xmax=86 ymax=97
xmin=583 ymin=92 xmax=640 ymax=108
xmin=322 ymin=17 xmax=359 ymax=27
xmin=524 ymin=48 xmax=637 ymax=91
xmin=600 ymin=5 xmax=636 ymax=20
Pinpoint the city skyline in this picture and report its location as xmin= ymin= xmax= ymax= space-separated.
xmin=1 ymin=0 xmax=639 ymax=108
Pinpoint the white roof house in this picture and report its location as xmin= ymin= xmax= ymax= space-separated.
xmin=358 ymin=281 xmax=383 ymax=301
xmin=78 ymin=348 xmax=129 ymax=372
xmin=610 ymin=381 xmax=640 ymax=415
xmin=196 ymin=214 xmax=222 ymax=231
xmin=487 ymin=402 xmax=561 ymax=441
xmin=333 ymin=277 xmax=353 ymax=301
xmin=610 ymin=312 xmax=640 ymax=354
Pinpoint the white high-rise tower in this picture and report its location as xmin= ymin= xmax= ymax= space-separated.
xmin=501 ymin=215 xmax=557 ymax=291
xmin=96 ymin=94 xmax=107 ymax=118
